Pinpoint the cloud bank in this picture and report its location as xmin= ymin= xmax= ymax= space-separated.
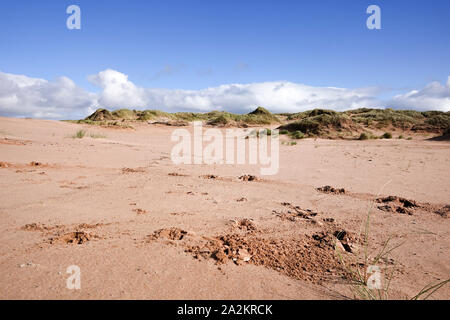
xmin=389 ymin=77 xmax=450 ymax=112
xmin=0 ymin=69 xmax=448 ymax=119
xmin=0 ymin=71 xmax=96 ymax=119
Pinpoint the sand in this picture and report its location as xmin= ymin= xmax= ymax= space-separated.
xmin=0 ymin=116 xmax=449 ymax=299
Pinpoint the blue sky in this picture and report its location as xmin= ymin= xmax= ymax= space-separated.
xmin=0 ymin=0 xmax=449 ymax=118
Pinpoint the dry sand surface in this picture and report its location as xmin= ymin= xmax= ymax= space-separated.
xmin=0 ymin=116 xmax=449 ymax=299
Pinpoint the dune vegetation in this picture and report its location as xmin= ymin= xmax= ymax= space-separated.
xmin=68 ymin=107 xmax=450 ymax=140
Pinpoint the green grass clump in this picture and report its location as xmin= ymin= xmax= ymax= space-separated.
xmin=207 ymin=114 xmax=231 ymax=126
xmin=137 ymin=110 xmax=172 ymax=120
xmin=380 ymin=132 xmax=392 ymax=139
xmin=358 ymin=133 xmax=369 ymax=140
xmin=279 ymin=129 xmax=289 ymax=135
xmin=73 ymin=130 xmax=86 ymax=139
xmin=290 ymin=131 xmax=305 ymax=139
xmin=111 ymin=109 xmax=137 ymax=120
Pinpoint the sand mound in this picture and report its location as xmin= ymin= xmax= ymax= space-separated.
xmin=49 ymin=231 xmax=92 ymax=244
xmin=186 ymin=232 xmax=347 ymax=282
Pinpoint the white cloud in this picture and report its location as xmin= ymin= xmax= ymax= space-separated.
xmin=0 ymin=69 xmax=449 ymax=119
xmin=389 ymin=77 xmax=450 ymax=111
xmin=86 ymin=69 xmax=380 ymax=113
xmin=0 ymin=71 xmax=97 ymax=119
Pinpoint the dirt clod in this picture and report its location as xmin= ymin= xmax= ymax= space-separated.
xmin=316 ymin=186 xmax=346 ymax=194
xmin=147 ymin=228 xmax=188 ymax=241
xmin=376 ymin=196 xmax=418 ymax=215
xmin=231 ymin=219 xmax=257 ymax=232
xmin=238 ymin=175 xmax=258 ymax=182
xmin=50 ymin=231 xmax=91 ymax=244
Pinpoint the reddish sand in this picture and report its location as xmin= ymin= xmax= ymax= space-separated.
xmin=0 ymin=116 xmax=448 ymax=299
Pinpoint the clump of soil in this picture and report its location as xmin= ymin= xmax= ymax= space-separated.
xmin=313 ymin=229 xmax=356 ymax=253
xmin=236 ymin=197 xmax=247 ymax=202
xmin=147 ymin=228 xmax=188 ymax=241
xmin=133 ymin=208 xmax=148 ymax=215
xmin=275 ymin=203 xmax=318 ymax=221
xmin=201 ymin=174 xmax=219 ymax=179
xmin=76 ymin=223 xmax=104 ymax=229
xmin=238 ymin=174 xmax=258 ymax=182
xmin=49 ymin=231 xmax=92 ymax=244
xmin=185 ymin=232 xmax=346 ymax=282
xmin=0 ymin=162 xmax=11 ymax=168
xmin=231 ymin=219 xmax=257 ymax=232
xmin=29 ymin=161 xmax=42 ymax=167
xmin=376 ymin=196 xmax=419 ymax=215
xmin=168 ymin=172 xmax=188 ymax=177
xmin=21 ymin=223 xmax=48 ymax=232
xmin=435 ymin=205 xmax=450 ymax=218
xmin=122 ymin=167 xmax=145 ymax=173
xmin=316 ymin=186 xmax=346 ymax=194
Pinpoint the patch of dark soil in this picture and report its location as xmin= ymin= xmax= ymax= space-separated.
xmin=376 ymin=196 xmax=419 ymax=215
xmin=434 ymin=205 xmax=450 ymax=218
xmin=316 ymin=186 xmax=346 ymax=194
xmin=238 ymin=174 xmax=259 ymax=182
xmin=201 ymin=174 xmax=219 ymax=179
xmin=168 ymin=172 xmax=188 ymax=177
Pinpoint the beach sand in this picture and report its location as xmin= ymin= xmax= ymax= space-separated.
xmin=0 ymin=116 xmax=449 ymax=299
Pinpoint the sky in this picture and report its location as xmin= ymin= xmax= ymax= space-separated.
xmin=0 ymin=0 xmax=449 ymax=119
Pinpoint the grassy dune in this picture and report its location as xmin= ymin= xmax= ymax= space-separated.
xmin=68 ymin=107 xmax=450 ymax=140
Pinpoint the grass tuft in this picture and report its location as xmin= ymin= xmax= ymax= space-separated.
xmin=73 ymin=130 xmax=86 ymax=139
